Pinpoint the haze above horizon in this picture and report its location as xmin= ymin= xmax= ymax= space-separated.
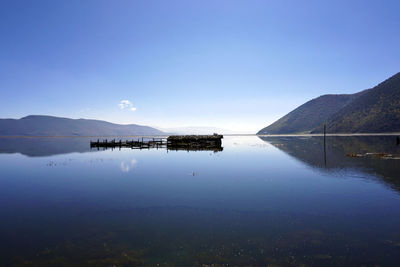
xmin=1 ymin=0 xmax=399 ymax=133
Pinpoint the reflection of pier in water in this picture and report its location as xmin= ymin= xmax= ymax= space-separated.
xmin=90 ymin=135 xmax=223 ymax=152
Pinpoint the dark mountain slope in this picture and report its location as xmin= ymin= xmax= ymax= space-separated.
xmin=257 ymin=92 xmax=365 ymax=134
xmin=0 ymin=115 xmax=164 ymax=136
xmin=312 ymin=72 xmax=400 ymax=133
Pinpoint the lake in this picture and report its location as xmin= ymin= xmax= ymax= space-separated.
xmin=1 ymin=135 xmax=400 ymax=266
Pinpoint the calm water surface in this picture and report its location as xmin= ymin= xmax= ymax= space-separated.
xmin=1 ymin=136 xmax=400 ymax=266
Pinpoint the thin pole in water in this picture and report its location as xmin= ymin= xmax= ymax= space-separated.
xmin=323 ymin=124 xmax=327 ymax=166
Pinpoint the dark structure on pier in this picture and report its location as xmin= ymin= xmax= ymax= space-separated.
xmin=90 ymin=134 xmax=223 ymax=152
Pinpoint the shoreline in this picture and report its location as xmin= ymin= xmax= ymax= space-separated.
xmin=256 ymin=133 xmax=400 ymax=137
xmin=0 ymin=132 xmax=399 ymax=138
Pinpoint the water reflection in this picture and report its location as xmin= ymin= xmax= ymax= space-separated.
xmin=0 ymin=137 xmax=93 ymax=157
xmin=1 ymin=136 xmax=400 ymax=266
xmin=259 ymin=135 xmax=400 ymax=192
xmin=0 ymin=136 xmax=223 ymax=157
xmin=120 ymin=159 xmax=138 ymax=172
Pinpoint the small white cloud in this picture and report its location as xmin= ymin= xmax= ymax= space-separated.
xmin=118 ymin=100 xmax=131 ymax=109
xmin=118 ymin=100 xmax=136 ymax=111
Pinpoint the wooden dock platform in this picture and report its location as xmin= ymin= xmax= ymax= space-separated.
xmin=90 ymin=134 xmax=223 ymax=152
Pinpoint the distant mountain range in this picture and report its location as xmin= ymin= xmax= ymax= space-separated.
xmin=0 ymin=115 xmax=165 ymax=136
xmin=258 ymin=72 xmax=400 ymax=134
xmin=157 ymin=126 xmax=237 ymax=135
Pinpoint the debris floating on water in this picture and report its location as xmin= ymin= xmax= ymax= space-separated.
xmin=346 ymin=152 xmax=400 ymax=160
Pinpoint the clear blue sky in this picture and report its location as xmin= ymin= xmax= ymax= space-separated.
xmin=1 ymin=0 xmax=399 ymax=133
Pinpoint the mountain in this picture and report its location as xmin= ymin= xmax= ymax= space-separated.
xmin=0 ymin=115 xmax=165 ymax=136
xmin=258 ymin=72 xmax=400 ymax=134
xmin=312 ymin=72 xmax=400 ymax=133
xmin=158 ymin=126 xmax=237 ymax=135
xmin=257 ymin=92 xmax=365 ymax=134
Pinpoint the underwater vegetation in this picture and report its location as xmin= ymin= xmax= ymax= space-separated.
xmin=12 ymin=233 xmax=144 ymax=267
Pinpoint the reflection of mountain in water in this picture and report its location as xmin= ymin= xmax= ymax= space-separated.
xmin=0 ymin=137 xmax=224 ymax=157
xmin=0 ymin=137 xmax=93 ymax=157
xmin=259 ymin=136 xmax=400 ymax=192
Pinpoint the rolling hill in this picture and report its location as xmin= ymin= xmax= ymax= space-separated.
xmin=0 ymin=115 xmax=165 ymax=136
xmin=312 ymin=72 xmax=400 ymax=133
xmin=258 ymin=72 xmax=400 ymax=134
xmin=257 ymin=92 xmax=366 ymax=134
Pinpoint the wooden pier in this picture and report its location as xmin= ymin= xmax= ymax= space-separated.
xmin=90 ymin=138 xmax=167 ymax=149
xmin=90 ymin=134 xmax=223 ymax=152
